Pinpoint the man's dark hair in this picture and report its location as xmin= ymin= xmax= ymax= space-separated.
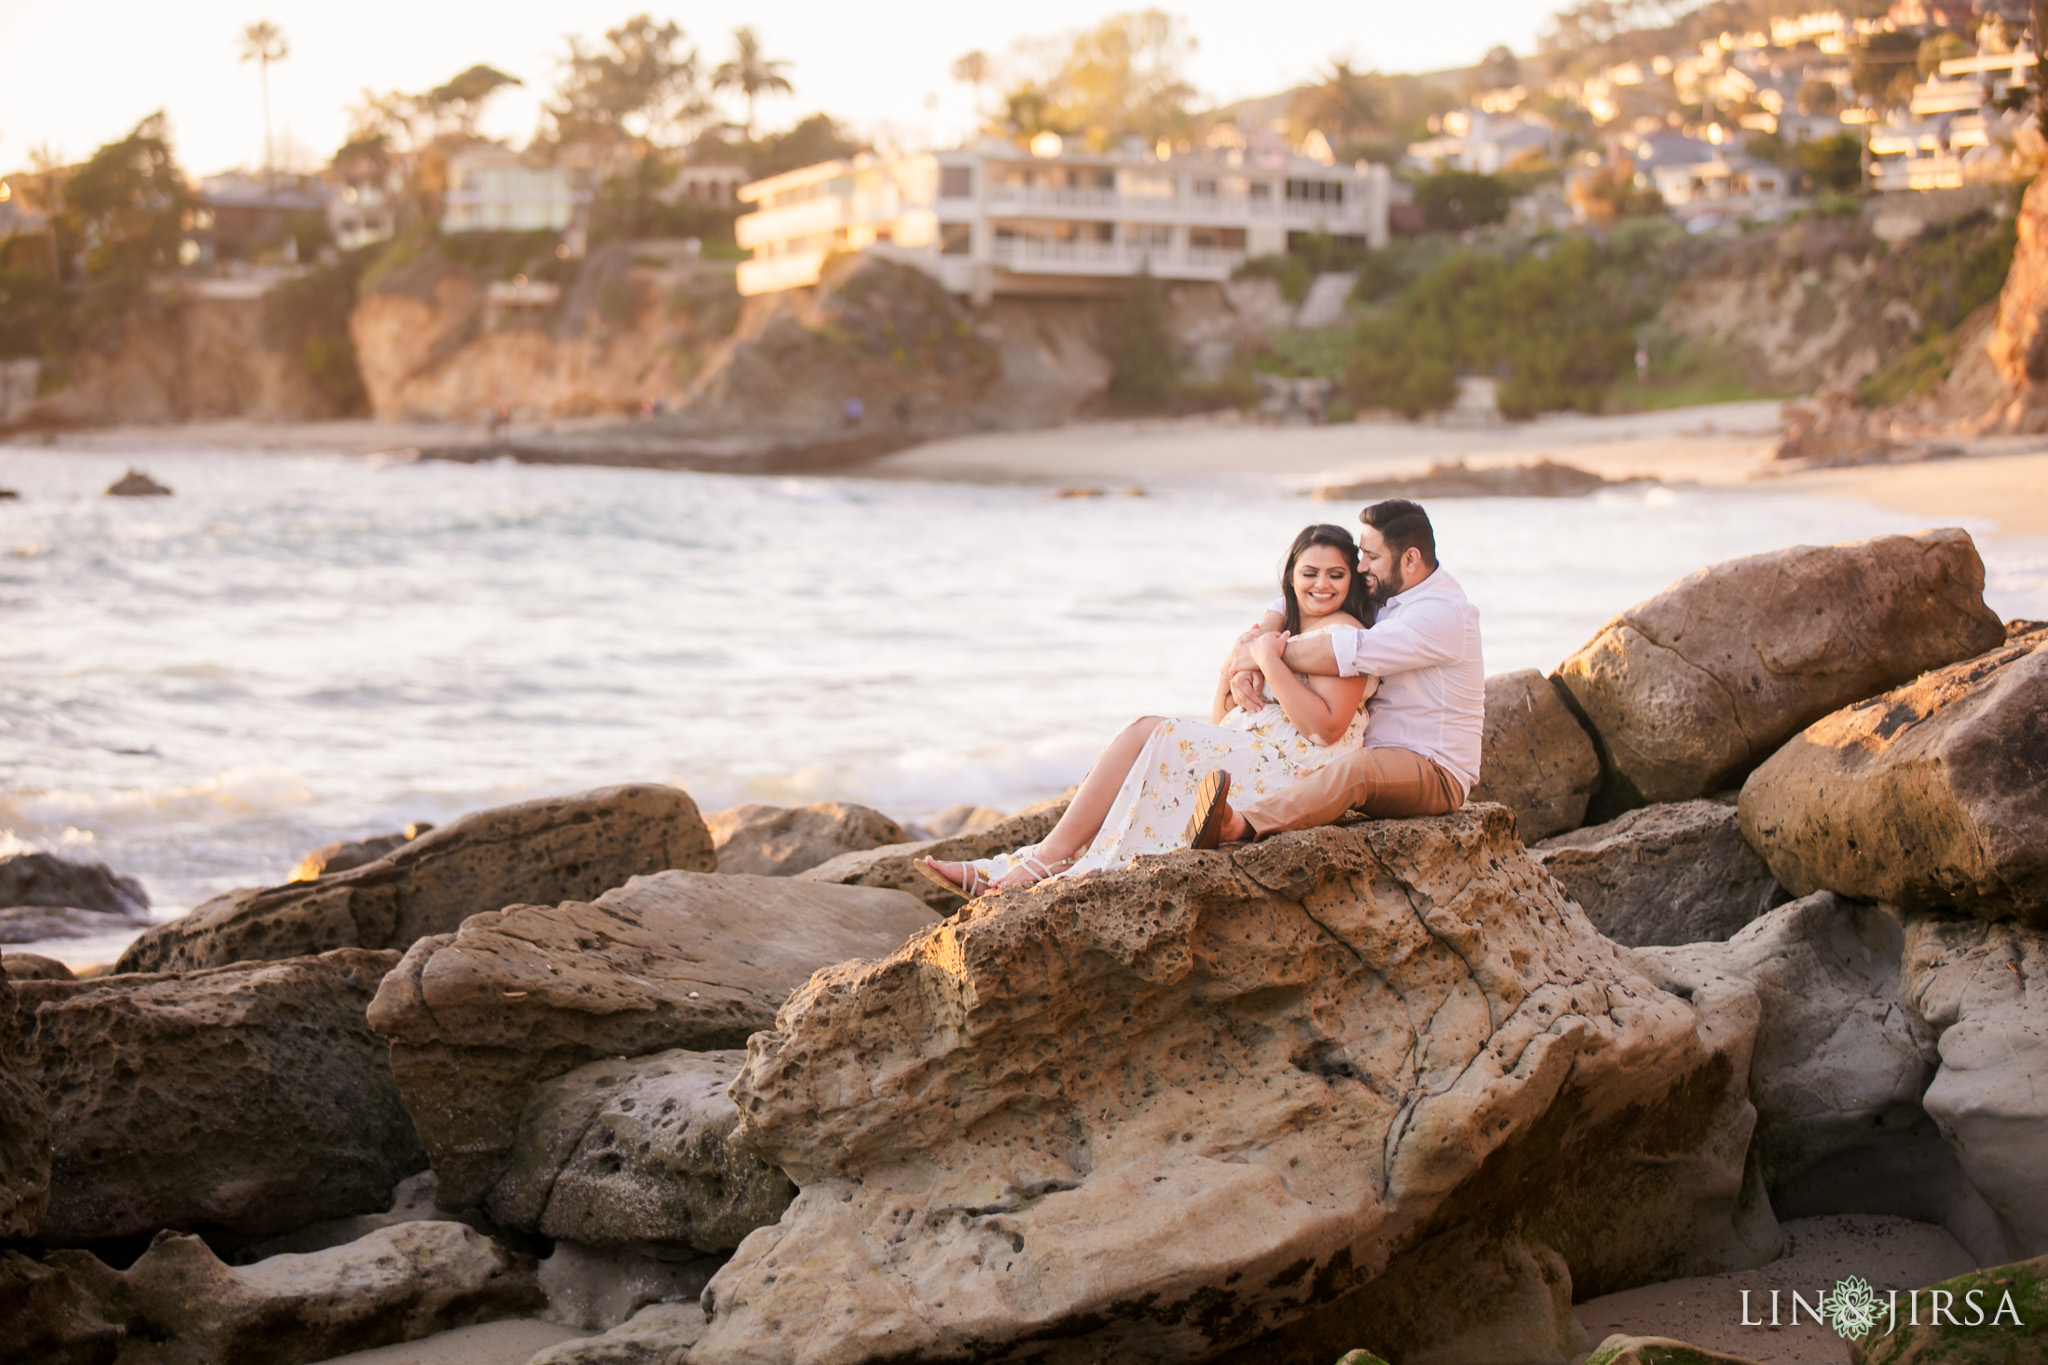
xmin=1360 ymin=499 xmax=1437 ymax=568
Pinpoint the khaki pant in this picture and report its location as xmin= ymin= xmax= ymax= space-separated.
xmin=1237 ymin=744 xmax=1463 ymax=838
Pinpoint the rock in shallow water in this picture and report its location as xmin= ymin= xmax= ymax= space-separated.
xmin=0 ymin=852 xmax=151 ymax=944
xmin=1740 ymin=622 xmax=2048 ymax=928
xmin=118 ymin=783 xmax=714 ymax=974
xmin=694 ymin=808 xmax=1779 ymax=1365
xmin=14 ymin=947 xmax=424 ymax=1242
xmin=490 ymin=1048 xmax=792 ymax=1252
xmin=1553 ymin=528 xmax=2005 ymax=817
xmin=289 ymin=822 xmax=434 ymax=882
xmin=368 ymin=870 xmax=937 ymax=1208
xmin=705 ymin=801 xmax=908 ymax=877
xmin=1534 ymin=799 xmax=1785 ymax=947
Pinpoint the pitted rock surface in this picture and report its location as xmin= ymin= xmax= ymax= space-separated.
xmin=1553 ymin=529 xmax=2004 ymax=816
xmin=117 ymin=783 xmax=714 ymax=973
xmin=15 ymin=948 xmax=423 ymax=1241
xmin=1740 ymin=623 xmax=2048 ymax=926
xmin=1902 ymin=918 xmax=2048 ymax=1262
xmin=490 ymin=1048 xmax=793 ymax=1252
xmin=707 ymin=802 xmax=909 ymax=877
xmin=1534 ymin=799 xmax=1785 ymax=947
xmin=0 ymin=968 xmax=50 ymax=1238
xmin=692 ymin=808 xmax=1778 ymax=1365
xmin=368 ymin=871 xmax=936 ymax=1207
xmin=1470 ymin=669 xmax=1600 ymax=842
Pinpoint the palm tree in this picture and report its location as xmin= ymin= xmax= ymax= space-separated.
xmin=711 ymin=26 xmax=793 ymax=139
xmin=1289 ymin=59 xmax=1386 ymax=156
xmin=237 ymin=20 xmax=290 ymax=189
xmin=952 ymin=50 xmax=992 ymax=117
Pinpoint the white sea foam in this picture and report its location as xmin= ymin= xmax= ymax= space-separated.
xmin=1 ymin=442 xmax=2042 ymax=966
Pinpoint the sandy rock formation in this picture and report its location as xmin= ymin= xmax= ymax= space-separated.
xmin=25 ymin=1221 xmax=540 ymax=1365
xmin=1740 ymin=622 xmax=2048 ymax=927
xmin=368 ymin=870 xmax=937 ymax=1207
xmin=1 ymin=852 xmax=150 ymax=944
xmin=1982 ymin=171 xmax=2048 ymax=431
xmin=797 ymin=795 xmax=1071 ymax=911
xmin=1315 ymin=459 xmax=1625 ymax=503
xmin=2 ymin=954 xmax=75 ymax=982
xmin=1636 ymin=895 xmax=2004 ymax=1258
xmin=289 ymin=822 xmax=434 ymax=881
xmin=706 ymin=802 xmax=908 ymax=877
xmin=0 ymin=969 xmax=51 ymax=1239
xmin=350 ymin=244 xmax=746 ymax=422
xmin=694 ymin=809 xmax=1779 ymax=1365
xmin=117 ymin=783 xmax=712 ymax=974
xmin=0 ymin=1249 xmax=124 ymax=1363
xmin=15 ymin=948 xmax=423 ymax=1242
xmin=1533 ymin=800 xmax=1785 ymax=947
xmin=1846 ymin=1253 xmax=2048 ymax=1364
xmin=1554 ymin=529 xmax=2005 ymax=817
xmin=918 ymin=804 xmax=1007 ymax=839
xmin=239 ymin=1170 xmax=492 ymax=1259
xmin=1468 ymin=669 xmax=1601 ymax=842
xmin=1902 ymin=917 xmax=2048 ymax=1262
xmin=530 ymin=1299 xmax=709 ymax=1365
xmin=489 ymin=1048 xmax=793 ymax=1252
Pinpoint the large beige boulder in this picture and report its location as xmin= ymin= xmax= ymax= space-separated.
xmin=1553 ymin=529 xmax=2005 ymax=816
xmin=15 ymin=948 xmax=423 ymax=1241
xmin=797 ymin=795 xmax=1069 ymax=911
xmin=0 ymin=969 xmax=50 ymax=1239
xmin=1533 ymin=800 xmax=1785 ymax=947
xmin=705 ymin=802 xmax=907 ymax=876
xmin=529 ymin=1300 xmax=708 ymax=1365
xmin=692 ymin=809 xmax=1779 ymax=1365
xmin=1740 ymin=623 xmax=2048 ymax=927
xmin=368 ymin=871 xmax=937 ymax=1207
xmin=1903 ymin=917 xmax=2048 ymax=1262
xmin=1637 ymin=894 xmax=2004 ymax=1260
xmin=489 ymin=1048 xmax=793 ymax=1252
xmin=31 ymin=1221 xmax=540 ymax=1364
xmin=117 ymin=784 xmax=714 ymax=974
xmin=1469 ymin=669 xmax=1601 ymax=842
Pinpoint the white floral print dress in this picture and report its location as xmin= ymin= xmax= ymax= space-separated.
xmin=970 ymin=627 xmax=1377 ymax=886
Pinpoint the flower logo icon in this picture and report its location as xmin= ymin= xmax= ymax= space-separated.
xmin=1823 ymin=1276 xmax=1883 ymax=1340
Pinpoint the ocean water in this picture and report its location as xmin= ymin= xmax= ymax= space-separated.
xmin=3 ymin=443 xmax=2044 ymax=964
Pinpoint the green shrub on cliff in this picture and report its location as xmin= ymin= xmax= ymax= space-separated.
xmin=262 ymin=246 xmax=379 ymax=415
xmin=1107 ymin=266 xmax=1178 ymax=411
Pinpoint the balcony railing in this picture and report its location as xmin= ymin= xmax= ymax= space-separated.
xmin=984 ymin=183 xmax=1368 ymax=223
xmin=989 ymin=235 xmax=1246 ymax=277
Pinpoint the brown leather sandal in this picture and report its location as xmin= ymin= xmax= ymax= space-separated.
xmin=1184 ymin=769 xmax=1233 ymax=850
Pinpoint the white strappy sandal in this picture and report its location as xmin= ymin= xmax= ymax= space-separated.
xmin=915 ymin=857 xmax=999 ymax=899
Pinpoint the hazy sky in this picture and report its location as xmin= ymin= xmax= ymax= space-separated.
xmin=0 ymin=1 xmax=1553 ymax=176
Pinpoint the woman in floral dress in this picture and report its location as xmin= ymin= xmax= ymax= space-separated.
xmin=919 ymin=524 xmax=1378 ymax=896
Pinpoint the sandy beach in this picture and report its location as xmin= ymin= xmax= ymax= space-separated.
xmin=28 ymin=401 xmax=2048 ymax=539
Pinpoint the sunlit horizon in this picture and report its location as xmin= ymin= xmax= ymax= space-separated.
xmin=0 ymin=0 xmax=1550 ymax=176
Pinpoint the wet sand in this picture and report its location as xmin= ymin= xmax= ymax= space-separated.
xmin=21 ymin=402 xmax=2048 ymax=538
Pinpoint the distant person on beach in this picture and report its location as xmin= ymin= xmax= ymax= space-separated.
xmin=919 ymin=523 xmax=1381 ymax=896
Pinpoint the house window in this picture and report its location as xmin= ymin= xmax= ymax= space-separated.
xmin=1193 ymin=177 xmax=1219 ymax=196
xmin=941 ymin=222 xmax=972 ymax=255
xmin=1285 ymin=179 xmax=1344 ymax=204
xmin=1250 ymin=182 xmax=1272 ymax=200
xmin=940 ymin=166 xmax=973 ymax=198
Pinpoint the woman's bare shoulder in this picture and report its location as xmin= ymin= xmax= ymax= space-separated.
xmin=1307 ymin=612 xmax=1366 ymax=633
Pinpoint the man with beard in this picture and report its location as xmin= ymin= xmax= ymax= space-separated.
xmin=1193 ymin=498 xmax=1484 ymax=846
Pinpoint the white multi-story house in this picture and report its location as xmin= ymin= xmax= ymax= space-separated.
xmin=442 ymin=145 xmax=594 ymax=234
xmin=733 ymin=135 xmax=1393 ymax=299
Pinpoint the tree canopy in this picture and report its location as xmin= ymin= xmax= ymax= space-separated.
xmin=62 ymin=112 xmax=192 ymax=284
xmin=1000 ymin=10 xmax=1199 ymax=148
xmin=540 ymin=13 xmax=704 ymax=154
xmin=711 ymin=26 xmax=795 ymax=137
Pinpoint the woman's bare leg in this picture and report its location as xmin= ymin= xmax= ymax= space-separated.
xmin=991 ymin=715 xmax=1163 ymax=886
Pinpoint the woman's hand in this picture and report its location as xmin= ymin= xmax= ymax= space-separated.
xmin=1249 ymin=631 xmax=1290 ymax=672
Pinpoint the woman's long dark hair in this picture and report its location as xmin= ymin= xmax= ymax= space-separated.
xmin=1280 ymin=524 xmax=1375 ymax=635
